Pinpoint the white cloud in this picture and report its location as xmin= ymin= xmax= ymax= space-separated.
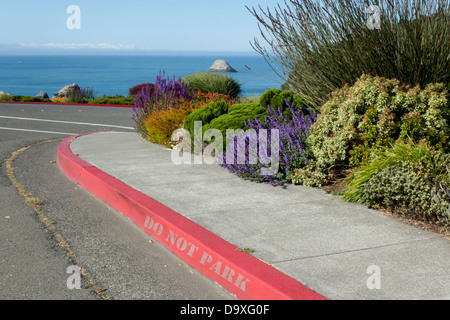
xmin=18 ymin=43 xmax=135 ymax=50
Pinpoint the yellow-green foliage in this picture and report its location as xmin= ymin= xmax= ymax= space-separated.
xmin=292 ymin=74 xmax=449 ymax=187
xmin=144 ymin=100 xmax=202 ymax=148
xmin=144 ymin=92 xmax=235 ymax=148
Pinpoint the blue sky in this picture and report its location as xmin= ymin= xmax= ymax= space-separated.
xmin=0 ymin=0 xmax=280 ymax=54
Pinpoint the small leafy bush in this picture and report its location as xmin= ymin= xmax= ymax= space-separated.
xmin=10 ymin=95 xmax=52 ymax=103
xmin=342 ymin=140 xmax=450 ymax=227
xmin=259 ymin=88 xmax=315 ymax=113
xmin=0 ymin=92 xmax=12 ymax=101
xmin=202 ymin=102 xmax=267 ymax=144
xmin=184 ymin=100 xmax=230 ymax=140
xmin=144 ymin=100 xmax=204 ymax=148
xmin=9 ymin=95 xmax=23 ymax=102
xmin=89 ymin=96 xmax=134 ymax=105
xmin=343 ymin=139 xmax=450 ymax=201
xmin=182 ymin=72 xmax=242 ymax=99
xmin=129 ymin=83 xmax=156 ymax=96
xmin=143 ymin=91 xmax=234 ymax=147
xmin=186 ymin=89 xmax=310 ymax=149
xmin=362 ymin=163 xmax=445 ymax=223
xmin=291 ymin=74 xmax=450 ymax=187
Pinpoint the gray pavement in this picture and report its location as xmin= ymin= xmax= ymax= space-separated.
xmin=1 ymin=103 xmax=233 ymax=300
xmin=70 ymin=131 xmax=450 ymax=300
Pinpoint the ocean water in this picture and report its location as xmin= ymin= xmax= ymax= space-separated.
xmin=0 ymin=55 xmax=282 ymax=98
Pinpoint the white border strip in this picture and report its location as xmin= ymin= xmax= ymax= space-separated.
xmin=0 ymin=116 xmax=134 ymax=130
xmin=0 ymin=126 xmax=77 ymax=135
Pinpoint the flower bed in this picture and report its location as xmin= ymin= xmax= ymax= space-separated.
xmin=135 ymin=70 xmax=449 ymax=233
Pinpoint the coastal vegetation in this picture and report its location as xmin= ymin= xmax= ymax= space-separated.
xmin=133 ymin=0 xmax=450 ymax=233
xmin=181 ymin=72 xmax=242 ymax=99
xmin=247 ymin=0 xmax=450 ymax=109
xmin=2 ymin=0 xmax=447 ymax=233
xmin=0 ymin=93 xmax=51 ymax=103
xmin=0 ymin=91 xmax=134 ymax=105
xmin=88 ymin=95 xmax=134 ymax=105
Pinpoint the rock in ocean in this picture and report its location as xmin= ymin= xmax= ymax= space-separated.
xmin=36 ymin=91 xmax=49 ymax=99
xmin=209 ymin=59 xmax=237 ymax=73
xmin=52 ymin=83 xmax=80 ymax=99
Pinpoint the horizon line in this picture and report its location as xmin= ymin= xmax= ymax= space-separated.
xmin=0 ymin=49 xmax=261 ymax=57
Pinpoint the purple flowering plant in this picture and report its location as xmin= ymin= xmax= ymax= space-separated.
xmin=133 ymin=70 xmax=196 ymax=138
xmin=219 ymin=100 xmax=317 ymax=186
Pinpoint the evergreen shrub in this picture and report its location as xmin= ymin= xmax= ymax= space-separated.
xmin=291 ymin=74 xmax=449 ymax=187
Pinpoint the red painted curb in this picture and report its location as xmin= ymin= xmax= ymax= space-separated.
xmin=57 ymin=133 xmax=327 ymax=300
xmin=0 ymin=101 xmax=134 ymax=108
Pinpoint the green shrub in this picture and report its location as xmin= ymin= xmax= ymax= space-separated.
xmin=184 ymin=88 xmax=312 ymax=149
xmin=10 ymin=95 xmax=52 ymax=103
xmin=291 ymin=74 xmax=450 ymax=187
xmin=144 ymin=100 xmax=204 ymax=148
xmin=88 ymin=96 xmax=134 ymax=105
xmin=343 ymin=139 xmax=450 ymax=202
xmin=129 ymin=83 xmax=155 ymax=96
xmin=183 ymin=101 xmax=266 ymax=151
xmin=0 ymin=93 xmax=12 ymax=101
xmin=248 ymin=0 xmax=450 ymax=108
xmin=183 ymin=100 xmax=229 ymax=139
xmin=182 ymin=72 xmax=242 ymax=99
xmin=259 ymin=88 xmax=313 ymax=113
xmin=11 ymin=96 xmax=24 ymax=102
xmin=362 ymin=162 xmax=447 ymax=223
xmin=203 ymin=102 xmax=267 ymax=143
xmin=342 ymin=140 xmax=450 ymax=226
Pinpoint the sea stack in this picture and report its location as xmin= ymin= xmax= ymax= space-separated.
xmin=209 ymin=59 xmax=237 ymax=73
xmin=36 ymin=91 xmax=49 ymax=99
xmin=52 ymin=83 xmax=80 ymax=99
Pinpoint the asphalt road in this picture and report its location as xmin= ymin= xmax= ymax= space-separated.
xmin=0 ymin=102 xmax=234 ymax=300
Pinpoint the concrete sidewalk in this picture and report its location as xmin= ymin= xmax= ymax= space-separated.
xmin=65 ymin=131 xmax=449 ymax=300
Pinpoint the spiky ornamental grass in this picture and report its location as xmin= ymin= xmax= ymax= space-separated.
xmin=247 ymin=0 xmax=450 ymax=108
xmin=182 ymin=72 xmax=242 ymax=99
xmin=342 ymin=139 xmax=450 ymax=227
xmin=343 ymin=138 xmax=450 ymax=203
xmin=66 ymin=87 xmax=95 ymax=103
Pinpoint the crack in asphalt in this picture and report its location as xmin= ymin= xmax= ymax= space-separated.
xmin=5 ymin=138 xmax=112 ymax=300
